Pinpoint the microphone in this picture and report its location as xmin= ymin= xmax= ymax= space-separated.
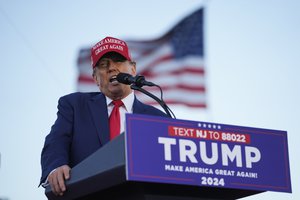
xmin=117 ymin=72 xmax=176 ymax=118
xmin=116 ymin=73 xmax=155 ymax=87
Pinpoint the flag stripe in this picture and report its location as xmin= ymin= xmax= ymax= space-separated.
xmin=136 ymin=90 xmax=206 ymax=106
xmin=136 ymin=88 xmax=205 ymax=102
xmin=142 ymin=67 xmax=204 ymax=77
xmin=144 ymin=85 xmax=205 ymax=92
xmin=136 ymin=51 xmax=204 ymax=75
xmin=78 ymin=75 xmax=93 ymax=83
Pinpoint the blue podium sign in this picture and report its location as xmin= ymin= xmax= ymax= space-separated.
xmin=125 ymin=114 xmax=292 ymax=193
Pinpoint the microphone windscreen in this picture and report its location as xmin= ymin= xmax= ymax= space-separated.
xmin=116 ymin=73 xmax=132 ymax=85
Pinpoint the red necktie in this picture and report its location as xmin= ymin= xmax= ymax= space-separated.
xmin=109 ymin=100 xmax=124 ymax=140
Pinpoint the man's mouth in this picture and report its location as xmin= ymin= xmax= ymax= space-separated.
xmin=109 ymin=75 xmax=118 ymax=84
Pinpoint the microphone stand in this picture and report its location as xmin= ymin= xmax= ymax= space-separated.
xmin=131 ymin=85 xmax=174 ymax=118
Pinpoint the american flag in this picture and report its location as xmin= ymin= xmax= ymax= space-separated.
xmin=77 ymin=8 xmax=206 ymax=108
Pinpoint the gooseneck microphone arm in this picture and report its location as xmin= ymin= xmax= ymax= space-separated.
xmin=116 ymin=73 xmax=176 ymax=119
xmin=130 ymin=84 xmax=174 ymax=118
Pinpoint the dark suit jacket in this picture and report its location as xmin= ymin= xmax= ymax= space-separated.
xmin=40 ymin=92 xmax=167 ymax=184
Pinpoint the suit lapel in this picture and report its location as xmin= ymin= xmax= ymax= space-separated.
xmin=133 ymin=97 xmax=147 ymax=114
xmin=88 ymin=95 xmax=148 ymax=146
xmin=88 ymin=93 xmax=110 ymax=146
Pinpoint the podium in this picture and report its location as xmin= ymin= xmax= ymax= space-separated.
xmin=45 ymin=114 xmax=291 ymax=200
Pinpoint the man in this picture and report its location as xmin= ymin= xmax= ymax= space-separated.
xmin=40 ymin=36 xmax=168 ymax=196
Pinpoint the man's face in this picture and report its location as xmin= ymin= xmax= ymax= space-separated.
xmin=93 ymin=56 xmax=136 ymax=100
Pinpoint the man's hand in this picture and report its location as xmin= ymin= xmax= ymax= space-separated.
xmin=48 ymin=165 xmax=71 ymax=196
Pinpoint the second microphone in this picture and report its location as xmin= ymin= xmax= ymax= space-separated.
xmin=116 ymin=73 xmax=155 ymax=87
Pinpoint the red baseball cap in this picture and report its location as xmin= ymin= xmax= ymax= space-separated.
xmin=91 ymin=36 xmax=131 ymax=68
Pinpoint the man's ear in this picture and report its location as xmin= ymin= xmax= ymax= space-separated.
xmin=131 ymin=63 xmax=137 ymax=76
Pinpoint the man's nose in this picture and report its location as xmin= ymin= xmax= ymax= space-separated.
xmin=107 ymin=62 xmax=118 ymax=73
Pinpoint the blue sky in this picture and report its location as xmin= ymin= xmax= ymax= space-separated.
xmin=0 ymin=0 xmax=299 ymax=199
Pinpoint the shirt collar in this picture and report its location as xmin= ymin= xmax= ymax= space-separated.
xmin=105 ymin=92 xmax=135 ymax=112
